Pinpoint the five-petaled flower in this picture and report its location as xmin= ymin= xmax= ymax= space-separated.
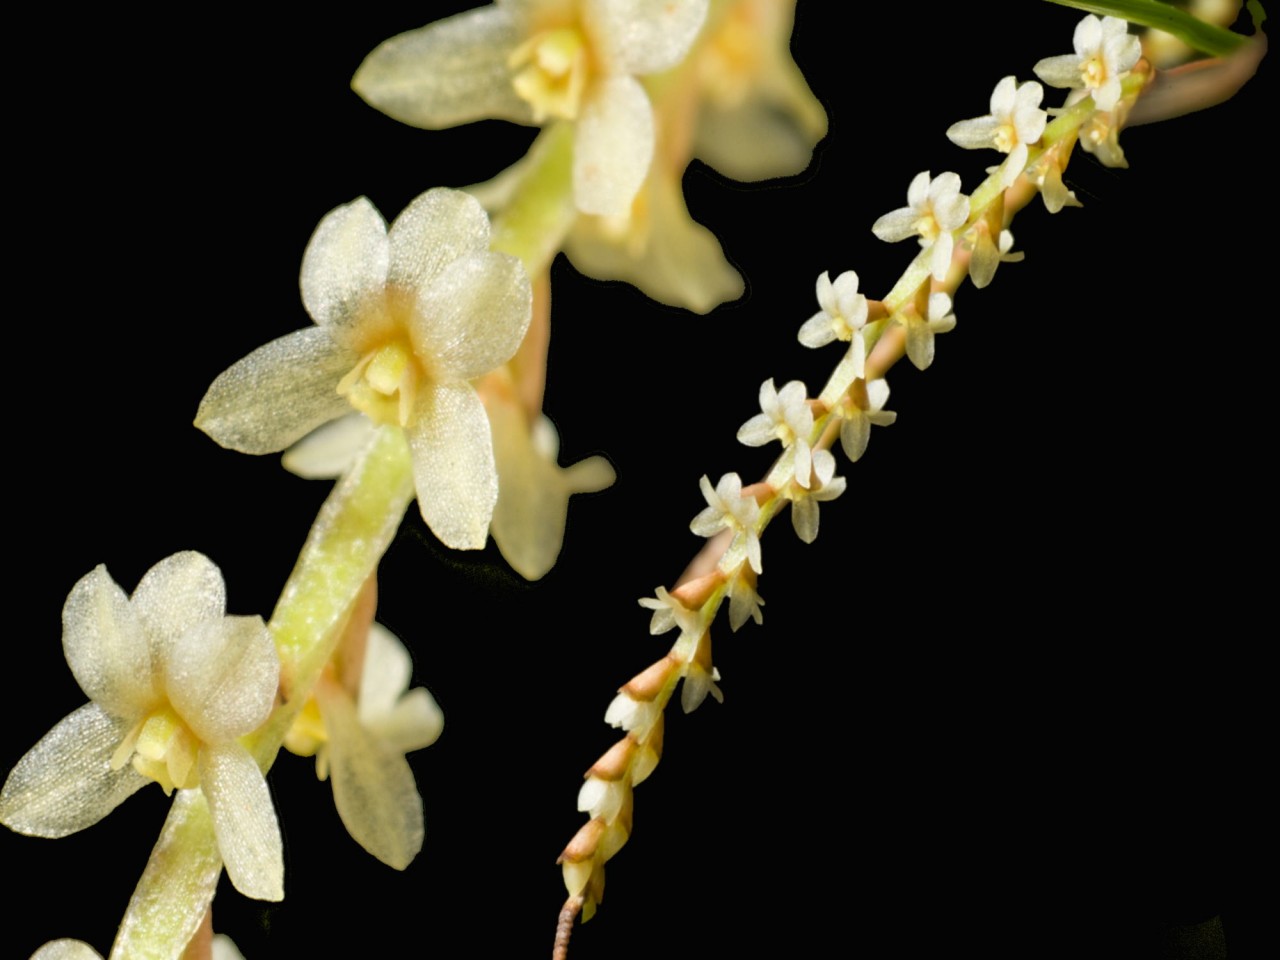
xmin=353 ymin=0 xmax=710 ymax=218
xmin=737 ymin=378 xmax=815 ymax=487
xmin=0 ymin=552 xmax=284 ymax=901
xmin=871 ymin=172 xmax=970 ymax=282
xmin=690 ymin=472 xmax=762 ymax=574
xmin=946 ymin=75 xmax=1047 ymax=187
xmin=1033 ymin=14 xmax=1141 ymax=113
xmin=196 ymin=188 xmax=532 ymax=551
xmin=284 ymin=622 xmax=443 ymax=870
xmin=798 ymin=269 xmax=870 ymax=377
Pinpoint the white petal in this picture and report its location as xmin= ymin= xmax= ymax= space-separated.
xmin=1075 ymin=15 xmax=1103 ymax=55
xmin=871 ymin=207 xmax=917 ymax=243
xmin=798 ymin=311 xmax=836 ymax=348
xmin=195 ymin=328 xmax=359 ymax=455
xmin=840 ymin=411 xmax=870 ymax=462
xmin=199 ymin=743 xmax=283 ymax=901
xmin=351 ymin=6 xmax=533 ymax=129
xmin=930 ymin=232 xmax=954 ymax=282
xmin=831 ymin=271 xmax=862 ymax=317
xmin=387 ymin=188 xmax=492 ymax=293
xmin=0 ymin=703 xmax=146 ymax=838
xmin=317 ymin=683 xmax=424 ymax=870
xmin=299 ymin=198 xmax=389 ymax=330
xmin=573 ymin=74 xmax=654 ymax=217
xmin=166 ymin=616 xmax=278 ymax=744
xmin=1034 ymin=54 xmax=1083 ymax=89
xmin=737 ymin=413 xmax=776 ymax=448
xmin=793 ymin=439 xmax=812 ymax=489
xmin=812 ymin=448 xmax=837 ymax=486
xmin=990 ymin=75 xmax=1018 ymax=115
xmin=371 ymin=688 xmax=444 ymax=756
xmin=584 ymin=0 xmax=709 ymax=75
xmin=906 ymin=171 xmax=930 ymax=209
xmin=61 ymin=565 xmax=153 ymax=717
xmin=282 ymin=412 xmax=377 ymax=479
xmin=131 ymin=551 xmax=226 ymax=661
xmin=412 ymin=251 xmax=531 ymax=381
xmin=30 ymin=941 xmax=103 ymax=960
xmin=791 ymin=496 xmax=819 ymax=544
xmin=210 ymin=936 xmax=246 ymax=960
xmin=946 ymin=116 xmax=999 ymax=150
xmin=357 ymin=622 xmax=414 ymax=723
xmin=407 ymin=381 xmax=498 ymax=550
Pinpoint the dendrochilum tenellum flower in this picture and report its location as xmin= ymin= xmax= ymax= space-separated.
xmin=737 ymin=378 xmax=815 ymax=487
xmin=284 ymin=622 xmax=443 ymax=870
xmin=1034 ymin=15 xmax=1142 ymax=113
xmin=352 ymin=0 xmax=710 ymax=218
xmin=0 ymin=553 xmax=284 ymax=901
xmin=946 ymin=76 xmax=1047 ymax=187
xmin=690 ymin=472 xmax=762 ymax=574
xmin=788 ymin=448 xmax=846 ymax=544
xmin=798 ymin=270 xmax=869 ymax=376
xmin=871 ymin=172 xmax=970 ymax=282
xmin=195 ymin=188 xmax=532 ymax=551
xmin=900 ymin=292 xmax=957 ymax=372
xmin=837 ymin=378 xmax=897 ymax=463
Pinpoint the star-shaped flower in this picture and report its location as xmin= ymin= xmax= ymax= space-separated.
xmin=737 ymin=378 xmax=815 ymax=487
xmin=1034 ymin=14 xmax=1141 ymax=113
xmin=798 ymin=269 xmax=870 ymax=375
xmin=352 ymin=0 xmax=710 ymax=217
xmin=638 ymin=585 xmax=702 ymax=637
xmin=690 ymin=472 xmax=762 ymax=574
xmin=871 ymin=172 xmax=970 ymax=282
xmin=946 ymin=75 xmax=1047 ymax=187
xmin=0 ymin=553 xmax=284 ymax=901
xmin=195 ymin=188 xmax=532 ymax=551
xmin=284 ymin=622 xmax=443 ymax=870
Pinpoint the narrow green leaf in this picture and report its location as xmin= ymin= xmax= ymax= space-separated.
xmin=1044 ymin=0 xmax=1250 ymax=56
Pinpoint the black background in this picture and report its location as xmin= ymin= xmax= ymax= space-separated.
xmin=5 ymin=4 xmax=1267 ymax=957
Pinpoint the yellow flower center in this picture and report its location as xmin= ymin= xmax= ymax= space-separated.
xmin=993 ymin=122 xmax=1017 ymax=154
xmin=338 ymin=338 xmax=421 ymax=427
xmin=915 ymin=211 xmax=940 ymax=243
xmin=1082 ymin=55 xmax=1106 ymax=91
xmin=114 ymin=706 xmax=200 ymax=794
xmin=510 ymin=27 xmax=590 ymax=122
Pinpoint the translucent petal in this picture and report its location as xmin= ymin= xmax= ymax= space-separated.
xmin=584 ymin=0 xmax=709 ymax=75
xmin=871 ymin=207 xmax=917 ymax=243
xmin=1033 ymin=54 xmax=1083 ymax=89
xmin=563 ymin=167 xmax=742 ymax=313
xmin=946 ymin=116 xmax=998 ymax=150
xmin=371 ymin=688 xmax=444 ymax=755
xmin=798 ymin=312 xmax=836 ymax=348
xmin=737 ymin=413 xmax=775 ymax=448
xmin=166 ymin=616 xmax=278 ymax=744
xmin=387 ymin=188 xmax=491 ymax=294
xmin=841 ymin=411 xmax=870 ymax=462
xmin=61 ymin=565 xmax=153 ymax=717
xmin=299 ymin=198 xmax=389 ymax=330
xmin=573 ymin=74 xmax=653 ymax=217
xmin=30 ymin=941 xmax=103 ymax=960
xmin=199 ymin=742 xmax=283 ymax=901
xmin=906 ymin=319 xmax=935 ymax=371
xmin=930 ymin=232 xmax=954 ymax=282
xmin=357 ymin=622 xmax=414 ymax=723
xmin=989 ymin=75 xmax=1018 ymax=115
xmin=906 ymin=171 xmax=930 ymax=208
xmin=412 ymin=251 xmax=531 ymax=381
xmin=693 ymin=95 xmax=823 ymax=181
xmin=791 ymin=497 xmax=819 ymax=544
xmin=351 ymin=6 xmax=532 ymax=129
xmin=282 ymin=412 xmax=376 ymax=479
xmin=407 ymin=381 xmax=498 ymax=550
xmin=1075 ymin=14 xmax=1102 ymax=55
xmin=195 ymin=328 xmax=359 ymax=455
xmin=0 ymin=703 xmax=146 ymax=838
xmin=131 ymin=551 xmax=226 ymax=662
xmin=316 ymin=683 xmax=424 ymax=870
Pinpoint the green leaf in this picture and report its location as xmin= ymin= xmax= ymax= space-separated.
xmin=1043 ymin=0 xmax=1251 ymax=57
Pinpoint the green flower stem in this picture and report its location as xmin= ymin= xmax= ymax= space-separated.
xmin=112 ymin=425 xmax=415 ymax=959
xmin=489 ymin=121 xmax=577 ymax=279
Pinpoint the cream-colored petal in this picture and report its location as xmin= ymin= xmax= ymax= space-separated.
xmin=131 ymin=551 xmax=226 ymax=662
xmin=412 ymin=252 xmax=531 ymax=381
xmin=210 ymin=936 xmax=245 ymax=960
xmin=584 ymin=0 xmax=709 ymax=75
xmin=30 ymin=941 xmax=103 ymax=960
xmin=946 ymin=116 xmax=999 ymax=150
xmin=0 ymin=703 xmax=146 ymax=838
xmin=563 ymin=169 xmax=742 ymax=313
xmin=299 ymin=197 xmax=389 ymax=330
xmin=199 ymin=743 xmax=283 ymax=901
xmin=407 ymin=381 xmax=498 ymax=550
xmin=791 ymin=496 xmax=819 ymax=544
xmin=840 ymin=411 xmax=870 ymax=463
xmin=387 ymin=188 xmax=491 ymax=293
xmin=358 ymin=622 xmax=415 ymax=723
xmin=871 ymin=207 xmax=917 ymax=243
xmin=573 ymin=74 xmax=654 ymax=217
xmin=316 ymin=683 xmax=424 ymax=870
xmin=282 ymin=412 xmax=377 ymax=479
xmin=373 ymin=689 xmax=445 ymax=755
xmin=1034 ymin=54 xmax=1083 ymax=89
xmin=166 ymin=616 xmax=278 ymax=744
xmin=352 ymin=6 xmax=532 ymax=129
xmin=61 ymin=565 xmax=153 ymax=717
xmin=195 ymin=328 xmax=359 ymax=455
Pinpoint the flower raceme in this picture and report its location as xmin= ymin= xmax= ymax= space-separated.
xmin=0 ymin=553 xmax=284 ymax=901
xmin=195 ymin=188 xmax=532 ymax=551
xmin=353 ymin=0 xmax=710 ymax=218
